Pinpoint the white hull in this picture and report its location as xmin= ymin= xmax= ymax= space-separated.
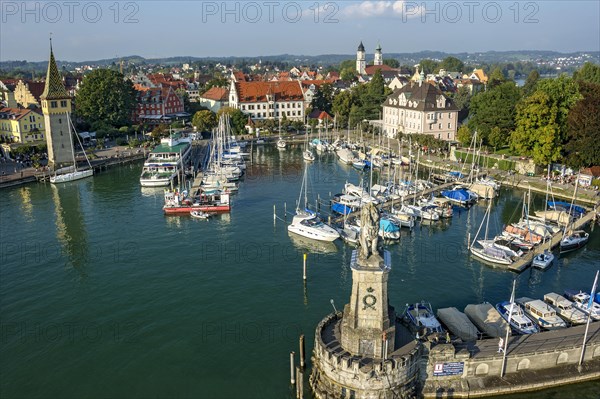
xmin=140 ymin=176 xmax=174 ymax=187
xmin=470 ymin=246 xmax=512 ymax=265
xmin=50 ymin=169 xmax=93 ymax=184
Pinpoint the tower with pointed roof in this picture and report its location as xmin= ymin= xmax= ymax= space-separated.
xmin=41 ymin=40 xmax=73 ymax=170
xmin=374 ymin=43 xmax=383 ymax=66
xmin=356 ymin=41 xmax=366 ymax=75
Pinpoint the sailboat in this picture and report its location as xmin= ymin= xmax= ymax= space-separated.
xmin=50 ymin=113 xmax=93 ymax=184
xmin=469 ymin=200 xmax=514 ymax=265
xmin=302 ymin=133 xmax=314 ymax=162
xmin=559 ymin=177 xmax=589 ymax=253
xmin=288 ymin=164 xmax=339 ymax=242
xmin=276 ymin=118 xmax=286 ymax=149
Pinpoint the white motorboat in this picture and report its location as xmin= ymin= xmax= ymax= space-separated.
xmin=543 ymin=293 xmax=587 ymax=325
xmin=288 ymin=212 xmax=339 ymax=242
xmin=336 ymin=148 xmax=354 ymax=165
xmin=277 ymin=138 xmax=286 ymax=149
xmin=560 ymin=230 xmax=589 ymax=253
xmin=495 ymin=301 xmax=539 ymax=334
xmin=303 ymin=150 xmax=315 ymax=162
xmin=564 ymin=290 xmax=600 ymax=320
xmin=532 ymin=250 xmax=554 ymax=269
xmin=190 ymin=210 xmax=210 ymax=219
xmin=403 ymin=301 xmax=444 ymax=334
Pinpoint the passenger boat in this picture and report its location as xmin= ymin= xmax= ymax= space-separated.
xmin=403 ymin=301 xmax=444 ymax=334
xmin=140 ymin=134 xmax=192 ymax=187
xmin=532 ymin=250 xmax=554 ymax=269
xmin=516 ymin=297 xmax=567 ymax=330
xmin=495 ymin=301 xmax=539 ymax=334
xmin=564 ymin=290 xmax=600 ymax=320
xmin=543 ymin=293 xmax=587 ymax=325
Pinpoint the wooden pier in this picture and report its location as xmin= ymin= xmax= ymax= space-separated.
xmin=508 ymin=209 xmax=598 ymax=272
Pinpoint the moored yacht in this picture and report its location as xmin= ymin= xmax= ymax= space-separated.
xmin=543 ymin=293 xmax=587 ymax=325
xmin=516 ymin=297 xmax=567 ymax=330
xmin=495 ymin=301 xmax=538 ymax=334
xmin=288 ymin=211 xmax=340 ymax=242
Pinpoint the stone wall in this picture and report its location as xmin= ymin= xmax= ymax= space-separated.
xmin=422 ymin=324 xmax=600 ymax=398
xmin=310 ymin=313 xmax=421 ymax=399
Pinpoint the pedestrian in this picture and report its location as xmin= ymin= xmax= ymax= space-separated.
xmin=446 ymin=331 xmax=451 ymax=343
xmin=498 ymin=337 xmax=504 ymax=353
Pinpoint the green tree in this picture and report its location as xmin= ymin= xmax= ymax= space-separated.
xmin=217 ymin=107 xmax=247 ymax=135
xmin=311 ymin=83 xmax=334 ymax=113
xmin=536 ymin=75 xmax=582 ymax=143
xmin=468 ymin=82 xmax=521 ymax=144
xmin=564 ymin=82 xmax=600 ymax=167
xmin=340 ymin=67 xmax=356 ymax=82
xmin=419 ymin=59 xmax=439 ymax=75
xmin=487 ymin=67 xmax=505 ymax=88
xmin=510 ymin=90 xmax=562 ymax=165
xmin=487 ymin=126 xmax=505 ymax=151
xmin=383 ymin=59 xmax=400 ymax=68
xmin=440 ymin=56 xmax=464 ymax=73
xmin=332 ymin=90 xmax=355 ymax=128
xmin=75 ymin=68 xmax=136 ymax=127
xmin=192 ymin=110 xmax=217 ymax=132
xmin=456 ymin=125 xmax=472 ymax=147
xmin=338 ymin=59 xmax=355 ymax=72
xmin=452 ymin=86 xmax=471 ymax=111
xmin=572 ymin=62 xmax=600 ymax=85
xmin=521 ymin=70 xmax=540 ymax=96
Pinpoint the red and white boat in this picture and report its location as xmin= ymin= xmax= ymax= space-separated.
xmin=163 ymin=189 xmax=230 ymax=214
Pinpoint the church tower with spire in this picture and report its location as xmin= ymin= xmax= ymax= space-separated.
xmin=41 ymin=40 xmax=73 ymax=170
xmin=356 ymin=41 xmax=366 ymax=74
xmin=374 ymin=43 xmax=383 ymax=66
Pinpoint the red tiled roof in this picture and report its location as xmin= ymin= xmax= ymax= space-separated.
xmin=235 ymin=81 xmax=303 ymax=102
xmin=318 ymin=111 xmax=332 ymax=120
xmin=0 ymin=107 xmax=41 ymax=121
xmin=364 ymin=65 xmax=395 ymax=75
xmin=201 ymin=87 xmax=228 ymax=101
xmin=300 ymin=79 xmax=335 ymax=88
xmin=24 ymin=81 xmax=46 ymax=102
xmin=581 ymin=166 xmax=600 ymax=177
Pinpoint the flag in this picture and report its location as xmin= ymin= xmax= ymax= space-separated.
xmin=588 ymin=270 xmax=599 ymax=310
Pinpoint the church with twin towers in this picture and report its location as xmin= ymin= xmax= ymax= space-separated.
xmin=355 ymin=41 xmax=383 ymax=74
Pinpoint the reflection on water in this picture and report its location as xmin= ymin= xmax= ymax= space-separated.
xmin=50 ymin=183 xmax=88 ymax=276
xmin=288 ymin=231 xmax=338 ymax=255
xmin=18 ymin=187 xmax=34 ymax=222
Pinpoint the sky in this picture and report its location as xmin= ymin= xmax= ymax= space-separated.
xmin=1 ymin=1 xmax=599 ymax=62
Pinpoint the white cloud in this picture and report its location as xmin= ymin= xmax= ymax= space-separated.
xmin=341 ymin=1 xmax=424 ymax=19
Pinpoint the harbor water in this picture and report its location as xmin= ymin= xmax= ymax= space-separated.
xmin=1 ymin=144 xmax=598 ymax=398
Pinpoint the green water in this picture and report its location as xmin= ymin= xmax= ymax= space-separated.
xmin=1 ymin=145 xmax=598 ymax=398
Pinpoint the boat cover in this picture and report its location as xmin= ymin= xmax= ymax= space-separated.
xmin=547 ymin=201 xmax=586 ymax=216
xmin=448 ymin=171 xmax=464 ymax=178
xmin=331 ymin=202 xmax=352 ymax=215
xmin=437 ymin=307 xmax=479 ymax=342
xmin=380 ymin=219 xmax=399 ymax=233
xmin=464 ymin=303 xmax=510 ymax=338
xmin=442 ymin=188 xmax=470 ymax=202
